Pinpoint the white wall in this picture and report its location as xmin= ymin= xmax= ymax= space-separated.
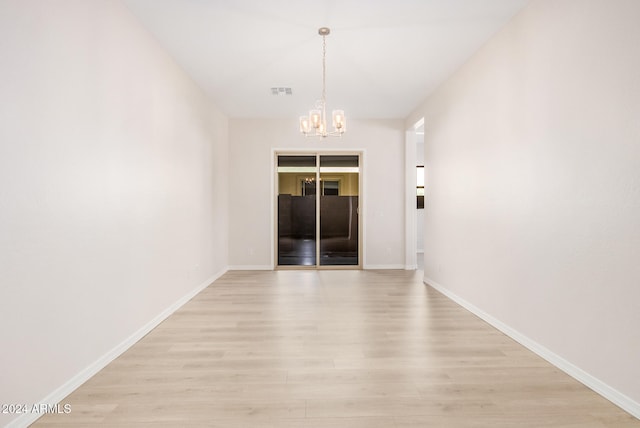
xmin=0 ymin=1 xmax=228 ymax=426
xmin=228 ymin=118 xmax=405 ymax=269
xmin=408 ymin=0 xmax=640 ymax=414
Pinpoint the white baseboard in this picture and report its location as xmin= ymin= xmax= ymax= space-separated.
xmin=364 ymin=264 xmax=406 ymax=270
xmin=423 ymin=276 xmax=640 ymax=420
xmin=227 ymin=265 xmax=273 ymax=271
xmin=7 ymin=268 xmax=228 ymax=428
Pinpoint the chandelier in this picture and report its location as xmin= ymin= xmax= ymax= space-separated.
xmin=299 ymin=27 xmax=346 ymax=138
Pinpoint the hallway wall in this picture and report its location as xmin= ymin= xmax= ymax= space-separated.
xmin=408 ymin=0 xmax=640 ymax=414
xmin=0 ymin=1 xmax=229 ymax=426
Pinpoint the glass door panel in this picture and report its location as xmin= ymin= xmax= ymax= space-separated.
xmin=319 ymin=155 xmax=359 ymax=266
xmin=277 ymin=155 xmax=317 ymax=266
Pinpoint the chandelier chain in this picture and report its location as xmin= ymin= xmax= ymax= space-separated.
xmin=322 ymin=34 xmax=327 ymax=106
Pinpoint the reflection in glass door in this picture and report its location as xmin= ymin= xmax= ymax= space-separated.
xmin=277 ymin=156 xmax=317 ymax=266
xmin=320 ymin=155 xmax=359 ymax=266
xmin=277 ymin=153 xmax=360 ymax=267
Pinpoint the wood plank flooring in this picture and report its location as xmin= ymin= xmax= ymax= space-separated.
xmin=35 ymin=270 xmax=639 ymax=427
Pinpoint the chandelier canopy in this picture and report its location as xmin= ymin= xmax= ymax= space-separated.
xmin=299 ymin=27 xmax=346 ymax=138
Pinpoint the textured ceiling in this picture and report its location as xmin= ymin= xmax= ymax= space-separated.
xmin=125 ymin=0 xmax=529 ymax=119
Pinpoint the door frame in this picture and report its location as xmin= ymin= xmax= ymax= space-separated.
xmin=405 ymin=118 xmax=424 ymax=270
xmin=272 ymin=149 xmax=364 ymax=270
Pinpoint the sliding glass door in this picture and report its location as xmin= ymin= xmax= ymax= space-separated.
xmin=319 ymin=155 xmax=359 ymax=266
xmin=277 ymin=153 xmax=360 ymax=268
xmin=277 ymin=155 xmax=317 ymax=266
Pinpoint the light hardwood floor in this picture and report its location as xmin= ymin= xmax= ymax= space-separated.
xmin=35 ymin=270 xmax=639 ymax=427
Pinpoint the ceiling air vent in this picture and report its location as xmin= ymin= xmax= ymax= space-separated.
xmin=271 ymin=87 xmax=292 ymax=96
